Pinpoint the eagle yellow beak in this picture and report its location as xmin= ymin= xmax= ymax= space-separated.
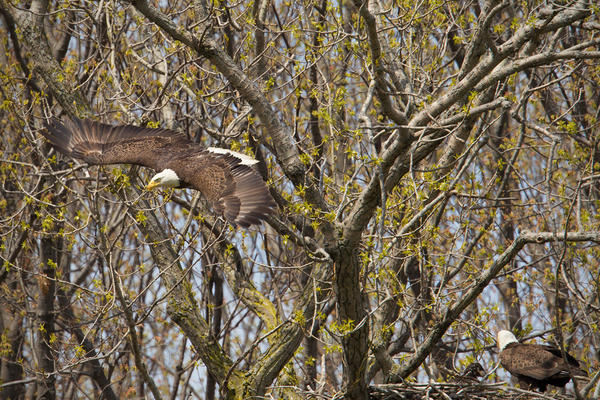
xmin=146 ymin=180 xmax=160 ymax=190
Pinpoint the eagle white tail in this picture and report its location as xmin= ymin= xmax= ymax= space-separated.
xmin=207 ymin=147 xmax=259 ymax=166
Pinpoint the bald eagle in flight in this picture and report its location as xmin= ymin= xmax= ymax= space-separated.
xmin=497 ymin=330 xmax=587 ymax=392
xmin=42 ymin=118 xmax=276 ymax=227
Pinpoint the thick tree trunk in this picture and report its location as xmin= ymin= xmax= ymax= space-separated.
xmin=36 ymin=236 xmax=59 ymax=400
xmin=0 ymin=311 xmax=25 ymax=400
xmin=335 ymin=244 xmax=369 ymax=399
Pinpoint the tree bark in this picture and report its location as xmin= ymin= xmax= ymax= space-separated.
xmin=334 ymin=244 xmax=368 ymax=399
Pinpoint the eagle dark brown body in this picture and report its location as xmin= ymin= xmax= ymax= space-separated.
xmin=497 ymin=330 xmax=587 ymax=392
xmin=42 ymin=118 xmax=275 ymax=227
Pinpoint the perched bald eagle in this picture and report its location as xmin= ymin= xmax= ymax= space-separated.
xmin=42 ymin=118 xmax=276 ymax=227
xmin=497 ymin=330 xmax=587 ymax=392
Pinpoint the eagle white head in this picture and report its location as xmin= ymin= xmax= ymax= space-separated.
xmin=146 ymin=168 xmax=180 ymax=190
xmin=497 ymin=330 xmax=519 ymax=350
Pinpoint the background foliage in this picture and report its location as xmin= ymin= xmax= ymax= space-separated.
xmin=1 ymin=0 xmax=600 ymax=399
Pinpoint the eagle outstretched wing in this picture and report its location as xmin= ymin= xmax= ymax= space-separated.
xmin=42 ymin=118 xmax=192 ymax=171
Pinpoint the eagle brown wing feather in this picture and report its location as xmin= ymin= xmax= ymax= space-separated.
xmin=42 ymin=118 xmax=191 ymax=171
xmin=171 ymin=152 xmax=275 ymax=227
xmin=500 ymin=344 xmax=582 ymax=381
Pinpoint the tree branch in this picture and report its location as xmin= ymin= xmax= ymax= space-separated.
xmin=127 ymin=0 xmax=334 ymax=239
